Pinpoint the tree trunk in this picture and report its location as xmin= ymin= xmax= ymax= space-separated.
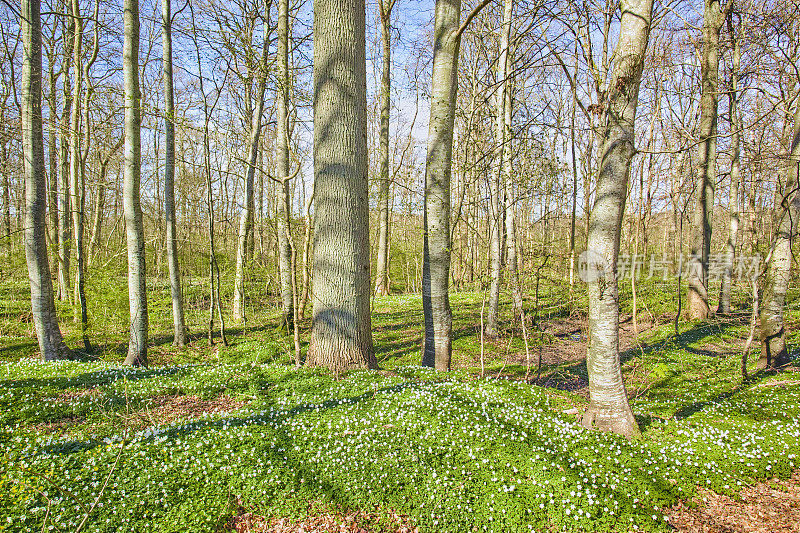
xmin=718 ymin=14 xmax=740 ymax=315
xmin=500 ymin=0 xmax=522 ymax=321
xmin=123 ymin=0 xmax=148 ymax=366
xmin=421 ymin=0 xmax=462 ymax=370
xmin=163 ymin=0 xmax=188 ymax=346
xmin=299 ymin=178 xmax=315 ymax=319
xmin=46 ymin=61 xmax=59 ymax=270
xmin=580 ymin=0 xmax=654 ymax=438
xmin=68 ymin=0 xmax=90 ymax=350
xmin=487 ymin=0 xmax=514 ymax=335
xmin=275 ymin=0 xmax=294 ymax=331
xmin=374 ymin=0 xmax=394 ymax=296
xmin=233 ymin=15 xmax=269 ymax=324
xmin=758 ymin=93 xmax=800 ymax=370
xmin=58 ymin=15 xmax=73 ymax=302
xmin=687 ymin=0 xmax=725 ymax=320
xmin=21 ymin=0 xmax=72 ymax=361
xmin=87 ymin=161 xmax=105 ymax=264
xmin=306 ymin=0 xmax=376 ymax=372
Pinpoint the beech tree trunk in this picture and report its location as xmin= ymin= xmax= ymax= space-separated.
xmin=68 ymin=0 xmax=90 ymax=350
xmin=275 ymin=0 xmax=294 ymax=331
xmin=233 ymin=15 xmax=269 ymax=324
xmin=163 ymin=0 xmax=188 ymax=346
xmin=299 ymin=178 xmax=315 ymax=320
xmin=718 ymin=14 xmax=740 ymax=315
xmin=758 ymin=93 xmax=800 ymax=370
xmin=374 ymin=0 xmax=394 ymax=297
xmin=486 ymin=0 xmax=513 ymax=336
xmin=123 ymin=0 xmax=148 ymax=366
xmin=500 ymin=0 xmax=522 ymax=321
xmin=57 ymin=15 xmax=73 ymax=302
xmin=421 ymin=0 xmax=461 ymax=370
xmin=306 ymin=0 xmax=376 ymax=372
xmin=21 ymin=0 xmax=72 ymax=361
xmin=580 ymin=0 xmax=654 ymax=438
xmin=688 ymin=0 xmax=725 ymax=320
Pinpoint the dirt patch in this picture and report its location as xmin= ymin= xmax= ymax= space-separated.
xmin=32 ymin=416 xmax=85 ymax=434
xmin=225 ymin=507 xmax=417 ymax=533
xmin=139 ymin=394 xmax=248 ymax=426
xmin=667 ymin=472 xmax=800 ymax=532
xmin=54 ymin=387 xmax=104 ymax=400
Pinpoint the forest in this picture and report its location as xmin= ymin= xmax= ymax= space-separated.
xmin=1 ymin=0 xmax=800 ymax=530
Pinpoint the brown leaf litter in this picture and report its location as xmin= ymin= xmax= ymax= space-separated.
xmin=668 ymin=471 xmax=800 ymax=532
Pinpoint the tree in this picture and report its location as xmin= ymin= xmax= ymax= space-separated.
xmin=759 ymin=90 xmax=800 ymax=370
xmin=420 ymin=0 xmax=489 ymax=369
xmin=374 ymin=0 xmax=396 ymax=297
xmin=163 ymin=0 xmax=188 ymax=346
xmin=580 ymin=0 xmax=654 ymax=438
xmin=233 ymin=5 xmax=270 ymax=324
xmin=123 ymin=0 xmax=148 ymax=366
xmin=486 ymin=0 xmax=514 ymax=337
xmin=687 ymin=0 xmax=728 ymax=320
xmin=275 ymin=0 xmax=294 ymax=330
xmin=306 ymin=0 xmax=376 ymax=372
xmin=21 ymin=0 xmax=71 ymax=361
xmin=717 ymin=12 xmax=740 ymax=315
xmin=57 ymin=11 xmax=73 ymax=302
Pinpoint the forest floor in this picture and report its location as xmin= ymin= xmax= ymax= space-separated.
xmin=2 ymin=273 xmax=800 ymax=532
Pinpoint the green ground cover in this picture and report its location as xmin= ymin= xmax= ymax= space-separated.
xmin=1 ymin=274 xmax=799 ymax=532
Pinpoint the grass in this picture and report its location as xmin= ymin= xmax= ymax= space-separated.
xmin=1 ymin=266 xmax=799 ymax=532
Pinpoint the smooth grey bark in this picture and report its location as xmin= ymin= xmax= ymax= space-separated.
xmin=688 ymin=0 xmax=726 ymax=320
xmin=46 ymin=53 xmax=58 ymax=268
xmin=486 ymin=0 xmax=514 ymax=337
xmin=21 ymin=0 xmax=71 ymax=361
xmin=123 ymin=0 xmax=148 ymax=366
xmin=299 ymin=178 xmax=315 ymax=319
xmin=374 ymin=0 xmax=395 ymax=296
xmin=421 ymin=0 xmax=460 ymax=370
xmin=758 ymin=93 xmax=800 ymax=370
xmin=275 ymin=0 xmax=294 ymax=331
xmin=306 ymin=0 xmax=376 ymax=372
xmin=500 ymin=0 xmax=522 ymax=321
xmin=580 ymin=0 xmax=654 ymax=438
xmin=162 ymin=0 xmax=187 ymax=346
xmin=57 ymin=14 xmax=73 ymax=302
xmin=232 ymin=13 xmax=270 ymax=324
xmin=68 ymin=0 xmax=93 ymax=351
xmin=87 ymin=159 xmax=105 ymax=263
xmin=718 ymin=14 xmax=740 ymax=315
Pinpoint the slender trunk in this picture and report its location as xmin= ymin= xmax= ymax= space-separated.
xmin=123 ymin=0 xmax=148 ymax=366
xmin=68 ymin=0 xmax=90 ymax=350
xmin=299 ymin=178 xmax=315 ymax=319
xmin=87 ymin=161 xmax=105 ymax=264
xmin=306 ymin=0 xmax=376 ymax=372
xmin=718 ymin=15 xmax=740 ymax=315
xmin=276 ymin=0 xmax=294 ymax=331
xmin=46 ymin=61 xmax=58 ymax=269
xmin=486 ymin=7 xmax=512 ymax=336
xmin=501 ymin=1 xmax=522 ymax=321
xmin=233 ymin=15 xmax=269 ymax=323
xmin=580 ymin=0 xmax=654 ymax=438
xmin=21 ymin=0 xmax=72 ymax=361
xmin=163 ymin=0 xmax=188 ymax=345
xmin=758 ymin=93 xmax=800 ymax=369
xmin=374 ymin=0 xmax=393 ymax=296
xmin=688 ymin=0 xmax=725 ymax=320
xmin=1 ymin=142 xmax=10 ymax=255
xmin=421 ymin=0 xmax=463 ymax=370
xmin=58 ymin=15 xmax=73 ymax=302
